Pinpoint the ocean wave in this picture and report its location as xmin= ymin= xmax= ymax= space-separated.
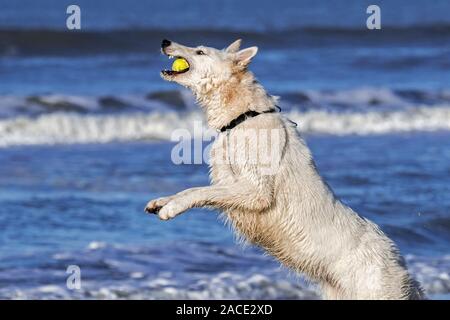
xmin=290 ymin=106 xmax=450 ymax=135
xmin=0 ymin=111 xmax=204 ymax=146
xmin=0 ymin=105 xmax=450 ymax=147
xmin=286 ymin=88 xmax=450 ymax=109
xmin=2 ymin=88 xmax=449 ymax=118
xmin=0 ymin=242 xmax=448 ymax=299
xmin=2 ymin=24 xmax=449 ymax=56
xmin=1 ymin=88 xmax=450 ymax=147
xmin=3 ymin=273 xmax=319 ymax=300
xmin=0 ymin=91 xmax=196 ymax=118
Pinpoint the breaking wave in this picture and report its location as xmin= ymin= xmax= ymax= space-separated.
xmin=0 ymin=111 xmax=203 ymax=146
xmin=290 ymin=106 xmax=450 ymax=135
xmin=0 ymin=106 xmax=450 ymax=147
xmin=1 ymin=88 xmax=450 ymax=147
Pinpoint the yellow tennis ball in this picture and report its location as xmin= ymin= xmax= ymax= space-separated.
xmin=172 ymin=58 xmax=189 ymax=72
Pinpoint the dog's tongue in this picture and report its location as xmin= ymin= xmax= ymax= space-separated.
xmin=172 ymin=58 xmax=189 ymax=72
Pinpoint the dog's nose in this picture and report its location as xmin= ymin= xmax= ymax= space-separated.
xmin=161 ymin=39 xmax=171 ymax=49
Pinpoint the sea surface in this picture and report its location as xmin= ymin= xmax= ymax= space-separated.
xmin=0 ymin=0 xmax=449 ymax=299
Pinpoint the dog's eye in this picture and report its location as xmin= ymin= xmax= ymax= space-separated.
xmin=196 ymin=50 xmax=205 ymax=55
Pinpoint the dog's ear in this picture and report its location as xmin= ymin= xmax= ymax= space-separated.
xmin=225 ymin=39 xmax=242 ymax=53
xmin=235 ymin=47 xmax=258 ymax=67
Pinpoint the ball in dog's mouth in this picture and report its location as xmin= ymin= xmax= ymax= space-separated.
xmin=162 ymin=56 xmax=190 ymax=76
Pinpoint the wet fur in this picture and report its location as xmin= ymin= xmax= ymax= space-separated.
xmin=146 ymin=39 xmax=425 ymax=299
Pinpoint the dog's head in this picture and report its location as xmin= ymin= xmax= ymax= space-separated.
xmin=160 ymin=39 xmax=258 ymax=89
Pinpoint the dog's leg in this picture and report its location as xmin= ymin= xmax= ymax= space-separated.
xmin=145 ymin=178 xmax=273 ymax=220
xmin=144 ymin=196 xmax=174 ymax=215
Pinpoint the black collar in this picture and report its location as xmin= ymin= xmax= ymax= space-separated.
xmin=219 ymin=109 xmax=276 ymax=132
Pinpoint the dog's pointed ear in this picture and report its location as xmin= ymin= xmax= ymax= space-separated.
xmin=225 ymin=39 xmax=242 ymax=53
xmin=235 ymin=46 xmax=258 ymax=67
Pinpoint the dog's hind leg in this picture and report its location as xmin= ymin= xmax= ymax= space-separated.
xmin=321 ymin=283 xmax=345 ymax=300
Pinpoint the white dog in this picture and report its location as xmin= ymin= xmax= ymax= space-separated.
xmin=145 ymin=39 xmax=424 ymax=300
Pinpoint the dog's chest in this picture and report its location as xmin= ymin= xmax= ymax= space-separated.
xmin=209 ymin=133 xmax=240 ymax=184
xmin=208 ymin=134 xmax=273 ymax=241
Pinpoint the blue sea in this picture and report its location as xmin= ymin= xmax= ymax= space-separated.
xmin=0 ymin=0 xmax=449 ymax=299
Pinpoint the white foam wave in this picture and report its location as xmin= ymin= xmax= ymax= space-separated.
xmin=290 ymin=105 xmax=450 ymax=135
xmin=0 ymin=111 xmax=204 ymax=147
xmin=1 ymin=255 xmax=449 ymax=299
xmin=0 ymin=242 xmax=448 ymax=300
xmin=1 ymin=106 xmax=450 ymax=147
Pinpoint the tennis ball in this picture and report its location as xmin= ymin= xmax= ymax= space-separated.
xmin=172 ymin=58 xmax=189 ymax=72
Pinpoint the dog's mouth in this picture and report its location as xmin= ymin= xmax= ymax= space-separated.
xmin=161 ymin=55 xmax=190 ymax=76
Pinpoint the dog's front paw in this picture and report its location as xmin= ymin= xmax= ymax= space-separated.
xmin=145 ymin=197 xmax=171 ymax=214
xmin=157 ymin=200 xmax=187 ymax=221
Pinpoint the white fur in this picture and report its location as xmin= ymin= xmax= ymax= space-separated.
xmin=146 ymin=40 xmax=425 ymax=300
